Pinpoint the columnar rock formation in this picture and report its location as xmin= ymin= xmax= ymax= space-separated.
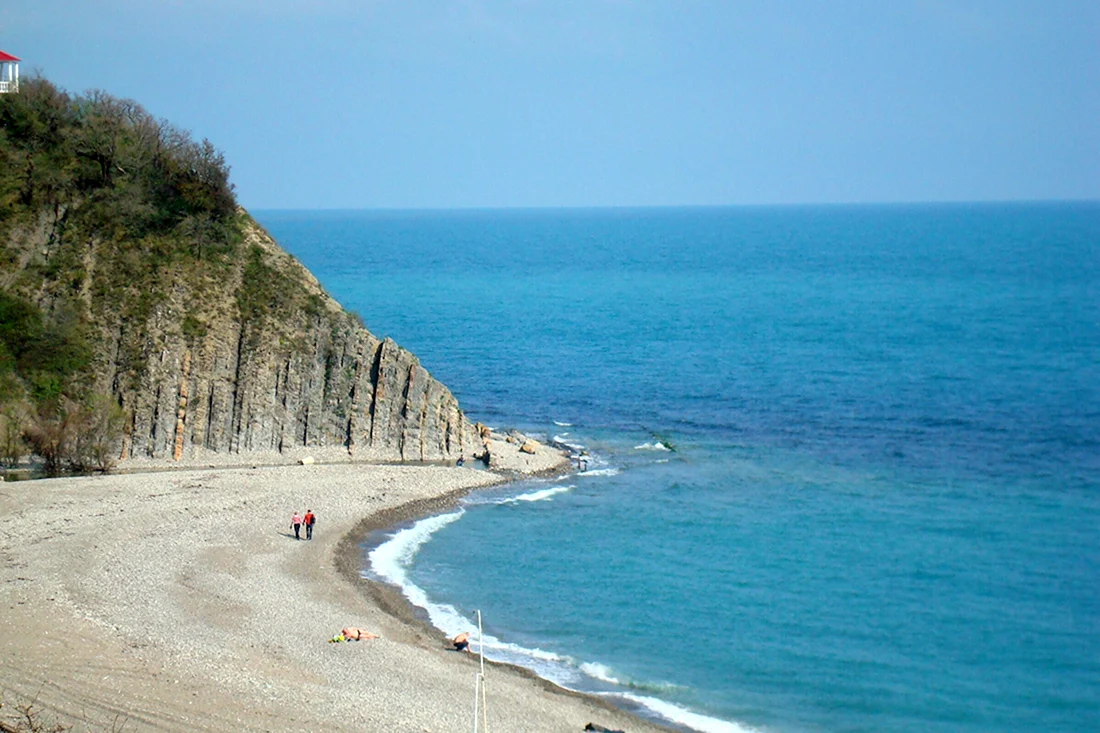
xmin=6 ymin=214 xmax=485 ymax=463
xmin=0 ymin=81 xmax=489 ymax=466
xmin=130 ymin=222 xmax=484 ymax=462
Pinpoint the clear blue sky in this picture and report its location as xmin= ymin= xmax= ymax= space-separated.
xmin=6 ymin=1 xmax=1099 ymax=209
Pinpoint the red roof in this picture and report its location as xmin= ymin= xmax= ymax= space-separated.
xmin=0 ymin=51 xmax=20 ymax=62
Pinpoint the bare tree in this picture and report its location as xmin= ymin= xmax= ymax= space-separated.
xmin=23 ymin=401 xmax=78 ymax=475
xmin=0 ymin=406 xmax=27 ymax=467
xmin=72 ymin=394 xmax=126 ymax=472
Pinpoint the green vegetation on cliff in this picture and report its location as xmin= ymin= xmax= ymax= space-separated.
xmin=0 ymin=77 xmax=240 ymax=397
xmin=0 ymin=77 xmax=244 ymax=470
xmin=0 ymin=77 xmax=480 ymax=473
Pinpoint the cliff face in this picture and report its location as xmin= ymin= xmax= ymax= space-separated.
xmin=0 ymin=79 xmax=485 ymax=466
xmin=139 ymin=220 xmax=485 ymax=462
xmin=5 ymin=214 xmax=484 ymax=463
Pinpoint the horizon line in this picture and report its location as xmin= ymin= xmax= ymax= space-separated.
xmin=247 ymin=197 xmax=1100 ymax=213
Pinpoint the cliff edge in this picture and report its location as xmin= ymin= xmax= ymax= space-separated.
xmin=0 ymin=79 xmax=485 ymax=466
xmin=113 ymin=217 xmax=485 ymax=463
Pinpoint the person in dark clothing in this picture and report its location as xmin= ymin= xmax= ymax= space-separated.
xmin=304 ymin=510 xmax=316 ymax=540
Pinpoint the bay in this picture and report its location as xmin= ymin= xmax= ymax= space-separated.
xmin=257 ymin=204 xmax=1100 ymax=732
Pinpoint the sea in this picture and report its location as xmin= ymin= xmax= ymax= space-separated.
xmin=256 ymin=203 xmax=1100 ymax=733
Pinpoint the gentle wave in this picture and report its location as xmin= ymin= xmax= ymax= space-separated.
xmin=580 ymin=661 xmax=621 ymax=684
xmin=577 ymin=467 xmax=621 ymax=477
xmin=368 ymin=510 xmax=752 ymax=733
xmin=502 ymin=485 xmax=574 ymax=503
xmin=367 ymin=511 xmax=463 ymax=588
xmin=366 ymin=512 xmax=477 ymax=635
xmin=634 ymin=441 xmax=672 ymax=451
xmin=619 ymin=693 xmax=762 ymax=733
xmin=368 ymin=512 xmax=570 ymax=661
xmin=554 ymin=420 xmax=573 ymax=427
xmin=482 ymin=635 xmax=572 ymax=665
xmin=580 ymin=662 xmax=687 ymax=694
xmin=553 ymin=434 xmax=587 ymax=452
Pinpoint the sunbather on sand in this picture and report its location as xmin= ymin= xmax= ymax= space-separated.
xmin=341 ymin=627 xmax=379 ymax=641
xmin=452 ymin=632 xmax=470 ymax=651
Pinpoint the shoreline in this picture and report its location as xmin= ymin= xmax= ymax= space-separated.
xmin=0 ymin=442 xmax=673 ymax=732
xmin=332 ymin=479 xmax=681 ymax=731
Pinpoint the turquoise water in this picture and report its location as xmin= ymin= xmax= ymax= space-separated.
xmin=257 ymin=204 xmax=1100 ymax=733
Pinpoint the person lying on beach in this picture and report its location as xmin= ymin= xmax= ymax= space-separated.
xmin=452 ymin=632 xmax=470 ymax=651
xmin=341 ymin=627 xmax=379 ymax=641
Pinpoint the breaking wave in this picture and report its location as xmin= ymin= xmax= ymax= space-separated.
xmin=634 ymin=441 xmax=672 ymax=451
xmin=501 ymin=485 xmax=574 ymax=503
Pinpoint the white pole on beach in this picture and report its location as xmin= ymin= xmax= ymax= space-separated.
xmin=479 ymin=610 xmax=488 ymax=733
xmin=472 ymin=659 xmax=480 ymax=733
xmin=472 ymin=675 xmax=479 ymax=732
xmin=479 ymin=609 xmax=485 ymax=677
xmin=471 ymin=610 xmax=489 ymax=733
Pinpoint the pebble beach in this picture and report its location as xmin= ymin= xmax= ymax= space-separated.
xmin=0 ymin=442 xmax=669 ymax=732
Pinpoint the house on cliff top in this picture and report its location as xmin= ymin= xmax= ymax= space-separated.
xmin=0 ymin=50 xmax=19 ymax=93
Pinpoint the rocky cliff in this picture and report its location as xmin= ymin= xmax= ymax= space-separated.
xmin=0 ymin=79 xmax=491 ymax=466
xmin=4 ymin=212 xmax=485 ymax=464
xmin=132 ymin=219 xmax=486 ymax=462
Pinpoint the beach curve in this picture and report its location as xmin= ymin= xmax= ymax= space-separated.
xmin=0 ymin=444 xmax=672 ymax=732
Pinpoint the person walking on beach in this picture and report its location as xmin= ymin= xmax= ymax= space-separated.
xmin=291 ymin=511 xmax=303 ymax=540
xmin=304 ymin=509 xmax=316 ymax=540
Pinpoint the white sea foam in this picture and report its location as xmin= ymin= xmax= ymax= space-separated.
xmin=620 ymin=693 xmax=763 ymax=733
xmin=368 ymin=511 xmax=463 ymax=588
xmin=577 ymin=467 xmax=620 ymax=477
xmin=367 ymin=511 xmax=490 ymax=639
xmin=554 ymin=420 xmax=573 ymax=427
xmin=368 ymin=511 xmax=574 ymax=675
xmin=655 ymin=459 xmax=669 ymax=464
xmin=482 ymin=637 xmax=571 ymax=664
xmin=581 ymin=663 xmax=688 ymax=694
xmin=553 ymin=434 xmax=586 ymax=451
xmin=502 ymin=485 xmax=574 ymax=503
xmin=580 ymin=661 xmax=622 ymax=684
xmin=369 ymin=513 xmax=754 ymax=733
xmin=634 ymin=441 xmax=672 ymax=451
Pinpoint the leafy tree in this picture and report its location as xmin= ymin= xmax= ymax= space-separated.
xmin=19 ymin=395 xmax=125 ymax=475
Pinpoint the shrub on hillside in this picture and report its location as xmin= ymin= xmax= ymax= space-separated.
xmin=0 ymin=76 xmax=241 ymax=464
xmin=0 ymin=406 xmax=26 ymax=468
xmin=21 ymin=395 xmax=126 ymax=476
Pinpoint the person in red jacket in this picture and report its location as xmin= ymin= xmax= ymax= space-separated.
xmin=303 ymin=510 xmax=316 ymax=540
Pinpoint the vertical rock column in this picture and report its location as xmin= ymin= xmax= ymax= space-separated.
xmin=173 ymin=350 xmax=192 ymax=461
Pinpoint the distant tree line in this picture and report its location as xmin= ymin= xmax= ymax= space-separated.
xmin=0 ymin=77 xmax=242 ymax=474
